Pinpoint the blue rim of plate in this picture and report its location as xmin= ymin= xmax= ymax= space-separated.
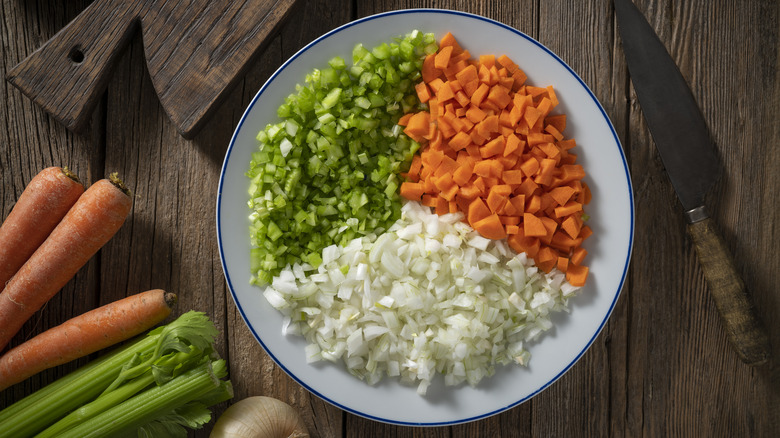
xmin=217 ymin=8 xmax=635 ymax=426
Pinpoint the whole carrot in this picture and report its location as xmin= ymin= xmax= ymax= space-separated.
xmin=0 ymin=167 xmax=84 ymax=292
xmin=0 ymin=289 xmax=176 ymax=391
xmin=0 ymin=173 xmax=132 ymax=352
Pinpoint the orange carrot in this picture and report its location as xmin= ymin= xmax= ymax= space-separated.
xmin=399 ymin=32 xmax=593 ymax=283
xmin=0 ymin=289 xmax=175 ymax=391
xmin=566 ymin=264 xmax=589 ymax=287
xmin=473 ymin=213 xmax=507 ymax=239
xmin=400 ymin=182 xmax=426 ymax=200
xmin=0 ymin=174 xmax=132 ymax=351
xmin=0 ymin=167 xmax=84 ymax=293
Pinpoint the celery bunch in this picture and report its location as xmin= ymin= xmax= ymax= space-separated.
xmin=0 ymin=311 xmax=232 ymax=438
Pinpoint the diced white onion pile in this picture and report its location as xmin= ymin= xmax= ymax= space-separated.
xmin=263 ymin=200 xmax=581 ymax=395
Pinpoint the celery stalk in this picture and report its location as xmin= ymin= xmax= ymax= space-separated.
xmin=49 ymin=360 xmax=230 ymax=438
xmin=35 ymin=372 xmax=156 ymax=438
xmin=0 ymin=312 xmax=228 ymax=438
xmin=36 ymin=348 xmax=199 ymax=438
xmin=0 ymin=336 xmax=159 ymax=438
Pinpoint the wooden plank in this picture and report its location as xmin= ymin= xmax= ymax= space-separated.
xmin=622 ymin=0 xmax=779 ymax=436
xmin=100 ymin=24 xmax=234 ymax=438
xmin=210 ymin=1 xmax=353 ymax=436
xmin=527 ymin=1 xmax=623 ymax=437
xmin=0 ymin=0 xmax=778 ymax=437
xmin=0 ymin=0 xmax=101 ymax=411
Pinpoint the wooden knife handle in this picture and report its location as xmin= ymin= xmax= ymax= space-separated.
xmin=5 ymin=0 xmax=145 ymax=132
xmin=687 ymin=217 xmax=771 ymax=366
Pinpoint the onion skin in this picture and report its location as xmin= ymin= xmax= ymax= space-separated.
xmin=210 ymin=396 xmax=309 ymax=438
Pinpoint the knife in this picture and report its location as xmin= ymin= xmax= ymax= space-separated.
xmin=614 ymin=0 xmax=770 ymax=365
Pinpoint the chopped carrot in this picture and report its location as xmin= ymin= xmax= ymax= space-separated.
xmin=571 ymin=247 xmax=588 ymax=265
xmin=522 ymin=213 xmax=546 ymax=237
xmin=487 ymin=85 xmax=512 ymax=109
xmin=580 ymin=225 xmax=593 ymax=240
xmin=519 ymin=157 xmax=540 ymax=177
xmin=0 ymin=289 xmax=175 ymax=391
xmin=435 ymin=195 xmax=449 ymax=215
xmin=471 ymin=83 xmax=490 ymax=107
xmin=415 ymin=82 xmax=432 ymax=103
xmin=472 ymin=160 xmax=494 ymax=178
xmin=439 ymin=32 xmax=464 ymax=54
xmin=546 ymin=114 xmax=567 ymax=132
xmin=467 ymin=197 xmax=491 ymax=224
xmin=557 ymin=256 xmax=569 ymax=273
xmin=406 ymin=155 xmax=423 ymax=182
xmin=452 ymin=164 xmax=473 ymax=186
xmin=497 ymin=54 xmax=519 ymax=73
xmin=479 ymin=54 xmax=496 ymax=68
xmin=480 ymin=136 xmax=505 ymax=158
xmin=486 ymin=189 xmax=507 ymax=213
xmin=0 ymin=167 xmax=84 ymax=294
xmin=403 ymin=111 xmax=431 ymax=142
xmin=562 ymin=215 xmax=582 ymax=239
xmin=434 ymin=45 xmax=454 ymax=70
xmin=422 ymin=53 xmax=442 ymax=83
xmin=400 ymin=182 xmax=425 ymax=200
xmin=554 ymin=201 xmax=583 ymax=218
xmin=535 ymin=246 xmax=557 ymax=273
xmin=399 ymin=32 xmax=592 ymax=285
xmin=455 ymin=64 xmax=479 ymax=88
xmin=449 ymin=131 xmax=472 ymax=151
xmin=473 ymin=213 xmax=507 ymax=239
xmin=509 ymin=195 xmax=525 ymax=215
xmin=566 ymin=263 xmax=589 ymax=287
xmin=398 ymin=112 xmax=414 ymax=126
xmin=549 ymin=186 xmax=576 ymax=206
xmin=508 ymin=233 xmax=540 ymax=258
xmin=436 ymin=80 xmax=455 ymax=102
xmin=0 ymin=174 xmax=133 ymax=351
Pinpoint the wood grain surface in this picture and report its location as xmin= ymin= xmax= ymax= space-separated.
xmin=1 ymin=0 xmax=778 ymax=437
xmin=6 ymin=0 xmax=300 ymax=138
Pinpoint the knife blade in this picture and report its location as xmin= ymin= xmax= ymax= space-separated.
xmin=614 ymin=0 xmax=770 ymax=365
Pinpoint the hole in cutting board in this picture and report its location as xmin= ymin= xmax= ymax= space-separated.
xmin=68 ymin=46 xmax=84 ymax=64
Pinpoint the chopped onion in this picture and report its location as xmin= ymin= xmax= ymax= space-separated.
xmin=263 ymin=201 xmax=581 ymax=395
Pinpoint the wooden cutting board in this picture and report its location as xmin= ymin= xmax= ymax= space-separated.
xmin=6 ymin=0 xmax=300 ymax=139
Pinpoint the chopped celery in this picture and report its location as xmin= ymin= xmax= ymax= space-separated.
xmin=247 ymin=30 xmax=436 ymax=283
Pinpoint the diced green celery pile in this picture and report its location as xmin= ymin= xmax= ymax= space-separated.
xmin=247 ymin=30 xmax=438 ymax=284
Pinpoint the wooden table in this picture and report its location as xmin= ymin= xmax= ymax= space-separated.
xmin=2 ymin=0 xmax=778 ymax=436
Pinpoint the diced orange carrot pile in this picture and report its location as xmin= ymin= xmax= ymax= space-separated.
xmin=398 ymin=32 xmax=591 ymax=286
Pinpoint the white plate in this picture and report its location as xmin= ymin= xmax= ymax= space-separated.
xmin=217 ymin=9 xmax=634 ymax=426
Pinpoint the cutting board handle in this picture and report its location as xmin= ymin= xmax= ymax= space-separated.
xmin=6 ymin=0 xmax=144 ymax=131
xmin=687 ymin=218 xmax=771 ymax=366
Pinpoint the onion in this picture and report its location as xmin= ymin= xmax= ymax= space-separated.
xmin=210 ymin=396 xmax=308 ymax=438
xmin=263 ymin=201 xmax=581 ymax=395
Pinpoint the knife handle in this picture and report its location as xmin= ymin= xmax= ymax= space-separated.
xmin=5 ymin=0 xmax=144 ymax=132
xmin=687 ymin=217 xmax=771 ymax=366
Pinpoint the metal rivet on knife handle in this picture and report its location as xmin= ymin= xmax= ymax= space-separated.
xmin=687 ymin=218 xmax=771 ymax=366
